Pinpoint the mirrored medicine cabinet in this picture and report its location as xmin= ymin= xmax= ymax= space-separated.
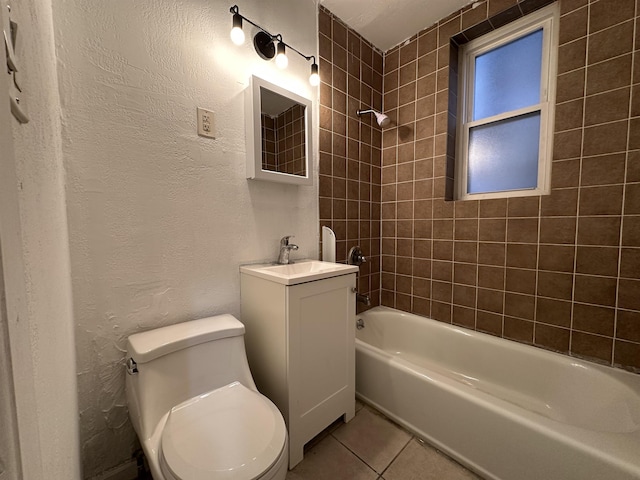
xmin=245 ymin=75 xmax=313 ymax=186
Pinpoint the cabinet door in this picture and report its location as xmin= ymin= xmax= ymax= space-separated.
xmin=287 ymin=273 xmax=356 ymax=445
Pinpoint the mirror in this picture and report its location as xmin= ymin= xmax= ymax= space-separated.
xmin=245 ymin=76 xmax=313 ymax=185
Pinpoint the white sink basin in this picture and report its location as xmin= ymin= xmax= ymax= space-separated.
xmin=240 ymin=260 xmax=358 ymax=285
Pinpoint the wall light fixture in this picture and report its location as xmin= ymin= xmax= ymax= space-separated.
xmin=229 ymin=5 xmax=319 ymax=86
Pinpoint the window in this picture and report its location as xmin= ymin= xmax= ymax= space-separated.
xmin=456 ymin=4 xmax=559 ymax=200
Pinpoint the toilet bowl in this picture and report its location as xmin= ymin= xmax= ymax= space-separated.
xmin=125 ymin=314 xmax=288 ymax=480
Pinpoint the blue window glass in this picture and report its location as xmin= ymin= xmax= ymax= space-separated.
xmin=467 ymin=112 xmax=541 ymax=194
xmin=473 ymin=29 xmax=543 ymax=121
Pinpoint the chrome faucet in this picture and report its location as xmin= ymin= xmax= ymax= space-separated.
xmin=351 ymin=287 xmax=371 ymax=306
xmin=356 ymin=292 xmax=371 ymax=306
xmin=277 ymin=235 xmax=299 ymax=265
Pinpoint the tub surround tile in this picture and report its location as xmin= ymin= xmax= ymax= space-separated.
xmin=572 ymin=303 xmax=615 ymax=337
xmin=583 ymin=88 xmax=631 ymax=126
xmin=580 ymin=153 xmax=626 ymax=186
xmin=556 ymin=68 xmax=586 ymax=103
xmin=476 ymin=310 xmax=504 ymax=336
xmin=577 ymin=216 xmax=622 ymax=246
xmin=620 ymin=248 xmax=640 ymax=279
xmin=538 ymin=245 xmax=575 ymax=272
xmin=505 ymin=268 xmax=537 ymax=295
xmin=551 ymin=159 xmax=580 ymax=189
xmin=626 ymin=184 xmax=640 ymax=215
xmin=479 ymin=198 xmax=508 ymax=218
xmin=575 ymin=246 xmax=619 ymax=276
xmin=616 ymin=310 xmax=640 ymax=343
xmin=535 ymin=323 xmax=571 ymax=353
xmin=558 ymin=6 xmax=587 ymax=45
xmin=623 ymin=216 xmax=640 ymax=246
xmin=614 ymin=340 xmax=640 ymax=370
xmin=587 ymin=21 xmax=634 ymax=65
xmin=506 ymin=243 xmax=538 ymax=269
xmin=558 ymin=38 xmax=587 ymax=75
xmin=561 ymin=0 xmax=587 ymax=15
xmin=320 ymin=7 xmax=382 ymax=313
xmin=571 ymin=331 xmax=613 ymax=363
xmin=504 ymin=316 xmax=535 ymax=343
xmin=589 ymin=0 xmax=636 ymax=34
xmin=536 ymin=297 xmax=572 ymax=328
xmin=537 ymin=271 xmax=574 ymax=300
xmin=323 ymin=0 xmax=640 ymax=372
xmin=505 ymin=292 xmax=536 ymax=321
xmin=586 ymin=54 xmax=632 ymax=95
xmin=618 ymin=279 xmax=640 ymax=311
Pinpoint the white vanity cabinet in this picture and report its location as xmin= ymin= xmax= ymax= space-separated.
xmin=240 ymin=261 xmax=358 ymax=468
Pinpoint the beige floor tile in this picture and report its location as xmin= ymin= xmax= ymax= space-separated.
xmin=287 ymin=435 xmax=378 ymax=480
xmin=382 ymin=439 xmax=480 ymax=480
xmin=332 ymin=406 xmax=412 ymax=474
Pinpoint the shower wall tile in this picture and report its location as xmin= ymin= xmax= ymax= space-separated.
xmin=320 ymin=0 xmax=639 ymax=371
xmin=319 ymin=6 xmax=383 ymax=313
xmin=378 ymin=0 xmax=640 ymax=373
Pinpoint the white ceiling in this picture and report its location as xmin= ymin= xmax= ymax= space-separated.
xmin=319 ymin=0 xmax=473 ymax=51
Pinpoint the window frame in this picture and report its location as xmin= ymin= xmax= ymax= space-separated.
xmin=455 ymin=4 xmax=560 ymax=201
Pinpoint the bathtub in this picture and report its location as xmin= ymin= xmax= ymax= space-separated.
xmin=355 ymin=306 xmax=640 ymax=480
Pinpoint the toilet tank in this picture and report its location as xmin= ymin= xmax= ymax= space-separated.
xmin=125 ymin=314 xmax=257 ymax=439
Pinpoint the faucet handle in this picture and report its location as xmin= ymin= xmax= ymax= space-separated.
xmin=280 ymin=235 xmax=294 ymax=246
xmin=348 ymin=246 xmax=367 ymax=266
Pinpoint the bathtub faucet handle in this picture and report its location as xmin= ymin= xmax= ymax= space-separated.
xmin=348 ymin=246 xmax=366 ymax=266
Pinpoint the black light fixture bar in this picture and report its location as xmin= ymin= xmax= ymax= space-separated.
xmin=229 ymin=5 xmax=319 ymax=85
xmin=229 ymin=5 xmax=278 ymax=45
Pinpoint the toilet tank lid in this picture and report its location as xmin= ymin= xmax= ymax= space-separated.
xmin=127 ymin=314 xmax=245 ymax=364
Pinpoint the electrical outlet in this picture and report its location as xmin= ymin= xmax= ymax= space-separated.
xmin=197 ymin=107 xmax=215 ymax=138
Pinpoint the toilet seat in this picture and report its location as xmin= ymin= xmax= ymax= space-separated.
xmin=159 ymin=382 xmax=287 ymax=480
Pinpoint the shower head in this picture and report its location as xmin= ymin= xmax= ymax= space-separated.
xmin=357 ymin=109 xmax=391 ymax=128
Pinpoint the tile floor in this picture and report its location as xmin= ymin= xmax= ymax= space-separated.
xmin=287 ymin=401 xmax=481 ymax=480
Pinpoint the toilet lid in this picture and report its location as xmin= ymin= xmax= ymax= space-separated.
xmin=160 ymin=382 xmax=287 ymax=480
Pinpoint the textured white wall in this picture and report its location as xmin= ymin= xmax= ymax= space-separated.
xmin=1 ymin=0 xmax=81 ymax=478
xmin=51 ymin=0 xmax=319 ymax=476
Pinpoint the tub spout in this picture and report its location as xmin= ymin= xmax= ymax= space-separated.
xmin=356 ymin=293 xmax=371 ymax=306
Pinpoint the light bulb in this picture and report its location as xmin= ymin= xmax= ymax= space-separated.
xmin=309 ymin=63 xmax=320 ymax=86
xmin=230 ymin=13 xmax=244 ymax=45
xmin=275 ymin=42 xmax=288 ymax=69
xmin=230 ymin=27 xmax=245 ymax=45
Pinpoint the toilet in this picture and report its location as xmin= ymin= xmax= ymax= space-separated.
xmin=125 ymin=314 xmax=288 ymax=480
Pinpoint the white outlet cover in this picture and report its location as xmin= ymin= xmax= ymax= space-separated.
xmin=197 ymin=107 xmax=215 ymax=139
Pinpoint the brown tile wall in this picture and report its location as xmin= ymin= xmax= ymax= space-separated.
xmin=261 ymin=104 xmax=306 ymax=175
xmin=318 ymin=6 xmax=384 ymax=311
xmin=378 ymin=0 xmax=640 ymax=372
xmin=261 ymin=113 xmax=277 ymax=171
xmin=276 ymin=104 xmax=306 ymax=175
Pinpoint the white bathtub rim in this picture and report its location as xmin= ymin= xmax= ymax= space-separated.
xmin=356 ymin=306 xmax=640 ymax=433
xmin=358 ymin=306 xmax=640 ymax=386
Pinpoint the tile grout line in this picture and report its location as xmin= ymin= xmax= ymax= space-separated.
xmin=327 ymin=430 xmax=381 ymax=477
xmin=328 ymin=422 xmax=413 ymax=478
xmin=612 ymin=0 xmax=639 ymax=366
xmin=378 ymin=435 xmax=414 ymax=478
xmin=567 ymin=0 xmax=591 ymax=359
